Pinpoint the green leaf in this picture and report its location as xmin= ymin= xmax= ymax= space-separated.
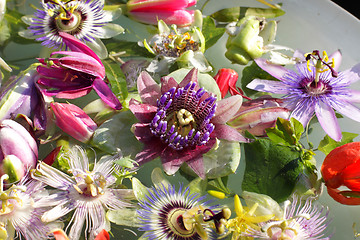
xmin=114 ymin=156 xmax=135 ymax=169
xmin=318 ymin=132 xmax=359 ymax=155
xmin=202 ymin=16 xmax=226 ymax=50
xmin=211 ymin=6 xmax=285 ymax=22
xmin=242 ymin=138 xmax=304 ymax=202
xmin=103 ymin=39 xmax=153 ymax=58
xmin=207 ymin=176 xmax=231 ymax=195
xmin=241 ymin=61 xmax=278 ymax=97
xmin=107 ymin=208 xmax=140 ymax=227
xmin=90 ymin=110 xmax=143 ymax=156
xmin=103 ymin=60 xmax=128 ymax=101
xmin=266 ymin=118 xmax=304 ymax=147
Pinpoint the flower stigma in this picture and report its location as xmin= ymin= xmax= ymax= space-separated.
xmin=305 ymin=50 xmax=338 ymax=86
xmin=0 ymin=175 xmax=26 ymax=215
xmin=72 ymin=171 xmax=106 ymax=197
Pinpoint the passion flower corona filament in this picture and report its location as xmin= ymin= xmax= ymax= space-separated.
xmin=150 ymin=82 xmax=216 ymax=150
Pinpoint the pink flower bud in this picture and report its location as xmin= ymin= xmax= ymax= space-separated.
xmin=50 ymin=102 xmax=97 ymax=143
xmin=0 ymin=119 xmax=38 ymax=182
xmin=227 ymin=97 xmax=290 ymax=136
xmin=126 ymin=0 xmax=196 ymax=27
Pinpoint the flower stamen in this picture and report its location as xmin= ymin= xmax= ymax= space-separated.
xmin=0 ymin=175 xmax=26 ymax=215
xmin=305 ymin=50 xmax=338 ymax=86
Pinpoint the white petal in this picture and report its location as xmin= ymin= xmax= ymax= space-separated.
xmin=188 ymin=51 xmax=212 ymax=72
xmin=21 ymin=15 xmax=35 ymax=25
xmin=42 ymin=203 xmax=74 ymax=222
xmin=315 ymin=101 xmax=342 ymax=141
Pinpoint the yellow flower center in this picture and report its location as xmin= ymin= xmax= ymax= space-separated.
xmin=72 ymin=172 xmax=106 ymax=197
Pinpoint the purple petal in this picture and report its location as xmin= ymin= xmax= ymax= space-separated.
xmin=160 ymin=76 xmax=179 ymax=94
xmin=179 ymin=68 xmax=198 ymax=88
xmin=212 ymin=95 xmax=242 ymax=124
xmin=135 ymin=140 xmax=164 ymax=165
xmin=92 ymin=78 xmax=122 ymax=110
xmin=132 ymin=122 xmax=155 ymax=142
xmin=137 ymin=71 xmax=161 ymax=106
xmin=213 ymin=124 xmax=251 ymax=143
xmin=128 ymin=99 xmax=157 ymax=123
xmin=340 ymin=63 xmax=360 ymax=84
xmin=247 ymin=79 xmax=289 ymax=94
xmin=186 ymin=157 xmax=206 ymax=179
xmin=290 ymin=100 xmax=315 ymax=127
xmin=315 ymin=101 xmax=342 ymax=141
xmin=343 ymin=89 xmax=360 ymax=103
xmin=331 ymin=101 xmax=360 ymax=123
xmin=255 ymin=58 xmax=289 ymax=80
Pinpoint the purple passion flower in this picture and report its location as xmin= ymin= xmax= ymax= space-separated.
xmin=129 ymin=68 xmax=248 ymax=178
xmin=247 ymin=50 xmax=360 ymax=141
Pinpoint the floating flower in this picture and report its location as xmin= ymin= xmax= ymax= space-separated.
xmin=129 ymin=68 xmax=247 ymax=178
xmin=50 ymin=102 xmax=97 ymax=143
xmin=0 ymin=174 xmax=54 ymax=240
xmin=36 ymin=32 xmax=122 ymax=110
xmin=247 ymin=50 xmax=360 ymax=141
xmin=125 ymin=0 xmax=196 ymax=27
xmin=19 ymin=0 xmax=123 ymax=58
xmin=31 ymin=146 xmax=134 ymax=240
xmin=137 ymin=184 xmax=214 ymax=240
xmin=321 ymin=142 xmax=360 ymax=205
xmin=0 ymin=119 xmax=38 ymax=183
xmin=247 ymin=195 xmax=332 ymax=239
xmin=142 ymin=18 xmax=211 ymax=73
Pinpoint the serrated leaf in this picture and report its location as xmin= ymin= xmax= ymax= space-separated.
xmin=242 ymin=138 xmax=304 ymax=202
xmin=202 ymin=16 xmax=226 ymax=50
xmin=103 ymin=60 xmax=128 ymax=101
xmin=318 ymin=132 xmax=359 ymax=155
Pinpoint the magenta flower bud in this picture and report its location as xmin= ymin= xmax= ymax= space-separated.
xmin=0 ymin=119 xmax=38 ymax=182
xmin=37 ymin=32 xmax=122 ymax=110
xmin=227 ymin=97 xmax=290 ymax=136
xmin=126 ymin=0 xmax=196 ymax=27
xmin=51 ymin=102 xmax=97 ymax=143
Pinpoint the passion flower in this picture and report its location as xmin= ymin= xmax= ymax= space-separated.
xmin=129 ymin=68 xmax=248 ymax=178
xmin=247 ymin=50 xmax=360 ymax=141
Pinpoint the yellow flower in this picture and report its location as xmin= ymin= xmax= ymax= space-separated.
xmin=227 ymin=195 xmax=274 ymax=240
